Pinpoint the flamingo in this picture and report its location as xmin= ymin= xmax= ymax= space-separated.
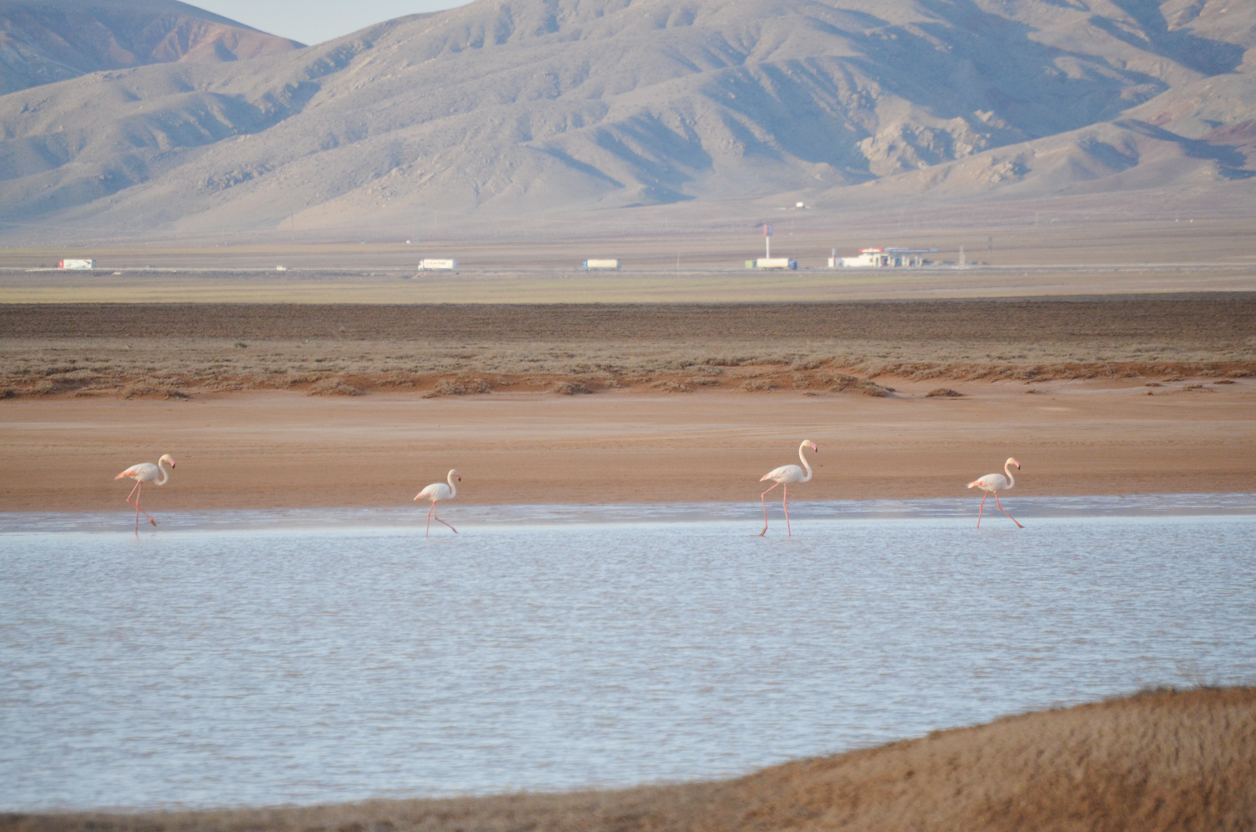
xmin=758 ymin=440 xmax=817 ymax=536
xmin=967 ymin=457 xmax=1023 ymax=529
xmin=415 ymin=469 xmax=461 ymax=537
xmin=114 ymin=454 xmax=176 ymax=534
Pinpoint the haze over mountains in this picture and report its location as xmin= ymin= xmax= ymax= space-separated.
xmin=0 ymin=0 xmax=1253 ymax=242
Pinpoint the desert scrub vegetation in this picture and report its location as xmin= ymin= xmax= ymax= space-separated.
xmin=1 ymin=336 xmax=1252 ymax=399
xmin=307 ymin=378 xmax=364 ymax=396
xmin=422 ymin=376 xmax=493 ymax=398
xmin=0 ymin=297 xmax=1253 ymax=398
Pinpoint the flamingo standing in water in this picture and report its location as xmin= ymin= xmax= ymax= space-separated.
xmin=114 ymin=454 xmax=176 ymax=534
xmin=758 ymin=440 xmax=817 ymax=536
xmin=415 ymin=469 xmax=461 ymax=537
xmin=967 ymin=457 xmax=1023 ymax=528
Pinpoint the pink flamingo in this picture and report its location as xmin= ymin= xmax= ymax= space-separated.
xmin=758 ymin=440 xmax=817 ymax=536
xmin=415 ymin=469 xmax=461 ymax=537
xmin=114 ymin=454 xmax=176 ymax=534
xmin=967 ymin=457 xmax=1023 ymax=528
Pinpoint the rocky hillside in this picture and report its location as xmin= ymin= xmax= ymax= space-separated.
xmin=0 ymin=0 xmax=1252 ymax=240
xmin=0 ymin=0 xmax=302 ymax=95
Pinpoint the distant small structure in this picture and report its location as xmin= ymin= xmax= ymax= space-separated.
xmin=582 ymin=259 xmax=620 ymax=270
xmin=417 ymin=259 xmax=457 ymax=271
xmin=746 ymin=258 xmax=798 ymax=270
xmin=275 ymin=265 xmax=287 ymax=272
xmin=58 ymin=259 xmax=95 ymax=270
xmin=746 ymin=223 xmax=796 ymax=269
xmin=829 ymin=247 xmax=936 ymax=268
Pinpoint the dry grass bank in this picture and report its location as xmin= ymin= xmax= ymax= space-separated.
xmin=5 ymin=687 xmax=1253 ymax=832
xmin=1 ymin=295 xmax=1253 ymax=400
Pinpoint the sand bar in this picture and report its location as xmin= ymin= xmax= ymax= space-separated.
xmin=3 ymin=379 xmax=1253 ymax=514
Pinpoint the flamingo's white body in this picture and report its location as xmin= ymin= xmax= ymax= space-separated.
xmin=758 ymin=440 xmax=817 ymax=536
xmin=415 ymin=469 xmax=461 ymax=537
xmin=967 ymin=457 xmax=1023 ymax=528
xmin=114 ymin=454 xmax=176 ymax=534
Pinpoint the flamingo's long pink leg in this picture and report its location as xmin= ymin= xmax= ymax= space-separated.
xmin=433 ymin=505 xmax=457 ymax=533
xmin=782 ymin=484 xmax=791 ymax=536
xmin=426 ymin=503 xmax=435 ymax=538
xmin=136 ymin=485 xmax=157 ymax=528
xmin=994 ymin=493 xmax=1023 ymax=528
xmin=125 ymin=481 xmax=157 ymax=532
xmin=759 ymin=482 xmax=781 ymax=536
xmin=976 ymin=492 xmax=988 ymax=528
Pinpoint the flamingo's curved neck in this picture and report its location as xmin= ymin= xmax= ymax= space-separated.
xmin=1003 ymin=461 xmax=1016 ymax=490
xmin=156 ymin=459 xmax=171 ymax=486
xmin=798 ymin=443 xmax=814 ymax=483
xmin=446 ymin=471 xmax=458 ymax=499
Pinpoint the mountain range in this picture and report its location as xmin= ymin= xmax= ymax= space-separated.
xmin=0 ymin=0 xmax=301 ymax=94
xmin=0 ymin=0 xmax=1253 ymax=242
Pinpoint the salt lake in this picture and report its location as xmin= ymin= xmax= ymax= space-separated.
xmin=2 ymin=494 xmax=1254 ymax=811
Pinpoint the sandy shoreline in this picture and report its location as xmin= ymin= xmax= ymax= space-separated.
xmin=3 ymin=379 xmax=1253 ymax=514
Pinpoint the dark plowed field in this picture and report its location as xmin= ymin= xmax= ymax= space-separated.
xmin=2 ymin=294 xmax=1253 ymax=345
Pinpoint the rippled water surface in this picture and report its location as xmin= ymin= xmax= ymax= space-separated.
xmin=2 ymin=496 xmax=1254 ymax=811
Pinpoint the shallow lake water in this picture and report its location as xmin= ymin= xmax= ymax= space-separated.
xmin=2 ymin=495 xmax=1254 ymax=811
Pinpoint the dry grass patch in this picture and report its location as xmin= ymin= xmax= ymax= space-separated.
xmin=421 ymin=376 xmax=492 ymax=398
xmin=121 ymin=381 xmax=189 ymax=400
xmin=307 ymin=379 xmax=364 ymax=397
xmin=553 ymin=380 xmax=593 ymax=395
xmin=825 ymin=374 xmax=892 ymax=397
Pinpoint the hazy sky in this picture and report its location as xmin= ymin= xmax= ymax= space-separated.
xmin=193 ymin=0 xmax=474 ymax=46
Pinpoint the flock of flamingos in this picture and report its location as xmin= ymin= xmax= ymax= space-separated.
xmin=114 ymin=441 xmax=1025 ymax=536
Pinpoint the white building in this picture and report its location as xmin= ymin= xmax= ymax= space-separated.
xmin=58 ymin=259 xmax=95 ymax=270
xmin=829 ymin=248 xmax=935 ymax=268
xmin=582 ymin=259 xmax=620 ymax=270
xmin=745 ymin=258 xmax=797 ymax=270
xmin=417 ymin=259 xmax=457 ymax=271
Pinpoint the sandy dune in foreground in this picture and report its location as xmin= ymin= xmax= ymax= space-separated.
xmin=1 ymin=379 xmax=1253 ymax=514
xmin=6 ymin=687 xmax=1253 ymax=831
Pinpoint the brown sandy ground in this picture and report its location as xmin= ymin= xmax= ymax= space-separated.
xmin=4 ymin=687 xmax=1253 ymax=832
xmin=1 ymin=296 xmax=1254 ymax=400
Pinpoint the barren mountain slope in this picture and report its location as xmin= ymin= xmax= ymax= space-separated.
xmin=0 ymin=0 xmax=1252 ymax=239
xmin=0 ymin=0 xmax=302 ymax=95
